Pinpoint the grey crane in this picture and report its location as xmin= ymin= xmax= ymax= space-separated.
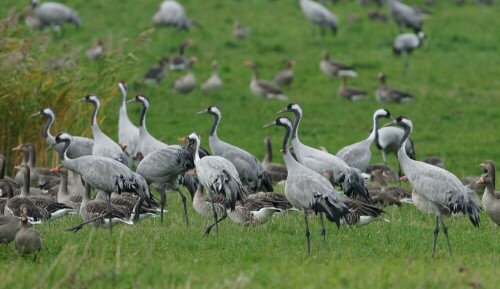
xmin=389 ymin=0 xmax=423 ymax=33
xmin=320 ymin=51 xmax=358 ymax=78
xmin=262 ymin=137 xmax=288 ymax=183
xmin=31 ymin=107 xmax=93 ymax=159
xmin=244 ymin=61 xmax=288 ymax=101
xmin=201 ymin=60 xmax=223 ymax=92
xmin=186 ymin=132 xmax=246 ymax=235
xmin=50 ymin=166 xmax=82 ymax=212
xmin=299 ymin=0 xmax=338 ymax=36
xmin=264 ymin=116 xmax=350 ymax=254
xmin=393 ymin=32 xmax=426 ymax=74
xmin=278 ymin=103 xmax=369 ymax=200
xmin=387 ymin=116 xmax=481 ymax=257
xmin=117 ymin=81 xmax=139 ymax=159
xmin=153 ymin=0 xmax=192 ymax=30
xmin=170 ymin=39 xmax=193 ymax=71
xmin=144 ymin=57 xmax=169 ymax=85
xmin=77 ymin=94 xmax=127 ymax=165
xmin=14 ymin=205 xmax=42 ymax=259
xmin=376 ymin=72 xmax=415 ymax=103
xmin=274 ymin=60 xmax=295 ymax=87
xmin=476 ymin=172 xmax=500 ymax=226
xmin=30 ymin=0 xmax=81 ymax=31
xmin=172 ymin=56 xmax=197 ymax=94
xmin=336 ymin=109 xmax=392 ymax=172
xmin=338 ymin=77 xmax=367 ymax=101
xmin=128 ymin=94 xmax=170 ymax=156
xmin=50 ymin=133 xmax=153 ymax=234
xmin=197 ymin=106 xmax=274 ymax=193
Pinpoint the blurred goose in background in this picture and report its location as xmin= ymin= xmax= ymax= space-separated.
xmin=14 ymin=205 xmax=42 ymax=259
xmin=376 ymin=72 xmax=414 ymax=103
xmin=476 ymin=172 xmax=500 ymax=226
xmin=201 ymin=60 xmax=222 ymax=92
xmin=389 ymin=0 xmax=423 ymax=33
xmin=86 ymin=38 xmax=103 ymax=60
xmin=393 ymin=31 xmax=426 ymax=74
xmin=299 ymin=0 xmax=338 ymax=36
xmin=172 ymin=56 xmax=197 ymax=94
xmin=170 ymin=39 xmax=192 ymax=71
xmin=367 ymin=10 xmax=388 ymax=22
xmin=0 ymin=214 xmax=22 ymax=244
xmin=338 ymin=77 xmax=367 ymax=100
xmin=274 ymin=60 xmax=295 ymax=87
xmin=320 ymin=51 xmax=357 ymax=78
xmin=0 ymin=155 xmax=20 ymax=190
xmin=144 ymin=57 xmax=169 ymax=85
xmin=245 ymin=61 xmax=288 ymax=101
xmin=233 ymin=21 xmax=248 ymax=40
xmin=262 ymin=137 xmax=287 ymax=183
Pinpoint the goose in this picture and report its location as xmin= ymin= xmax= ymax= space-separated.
xmin=197 ymin=106 xmax=274 ymax=192
xmin=30 ymin=0 xmax=81 ymax=29
xmin=476 ymin=173 xmax=500 ymax=226
xmin=336 ymin=109 xmax=392 ymax=172
xmin=376 ymin=72 xmax=415 ymax=103
xmin=262 ymin=137 xmax=287 ymax=183
xmin=422 ymin=156 xmax=444 ymax=168
xmin=201 ymin=60 xmax=223 ymax=92
xmin=0 ymin=155 xmax=20 ymax=190
xmin=393 ymin=31 xmax=426 ymax=74
xmin=278 ymin=103 xmax=369 ymax=200
xmin=4 ymin=172 xmax=46 ymax=221
xmin=77 ymin=94 xmax=128 ymax=165
xmin=95 ymin=191 xmax=157 ymax=222
xmin=117 ymin=81 xmax=139 ymax=159
xmin=86 ymin=39 xmax=103 ymax=60
xmin=144 ymin=57 xmax=169 ymax=84
xmin=244 ymin=61 xmax=288 ymax=101
xmin=368 ymin=169 xmax=412 ymax=206
xmin=153 ymin=0 xmax=192 ymax=30
xmin=480 ymin=160 xmax=495 ymax=186
xmin=50 ymin=133 xmax=152 ymax=233
xmin=320 ymin=51 xmax=357 ymax=78
xmin=14 ymin=205 xmax=42 ymax=259
xmin=13 ymin=143 xmax=40 ymax=187
xmin=386 ymin=116 xmax=481 ymax=256
xmin=263 ymin=116 xmax=349 ymax=254
xmin=0 ymin=216 xmax=22 ymax=244
xmin=274 ymin=60 xmax=295 ymax=87
xmin=227 ymin=198 xmax=281 ymax=227
xmin=389 ymin=0 xmax=423 ymax=33
xmin=299 ymin=0 xmax=338 ymax=36
xmin=170 ymin=39 xmax=192 ymax=71
xmin=338 ymin=76 xmax=367 ymax=100
xmin=233 ymin=21 xmax=248 ymax=40
xmin=50 ymin=166 xmax=82 ymax=211
xmin=365 ymin=163 xmax=399 ymax=183
xmin=172 ymin=56 xmax=197 ymax=94
xmin=186 ymin=132 xmax=246 ymax=235
xmin=192 ymin=184 xmax=227 ymax=234
xmin=0 ymin=180 xmax=15 ymax=215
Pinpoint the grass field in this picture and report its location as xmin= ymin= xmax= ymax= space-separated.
xmin=1 ymin=1 xmax=500 ymax=288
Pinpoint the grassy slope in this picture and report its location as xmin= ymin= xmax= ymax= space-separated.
xmin=1 ymin=1 xmax=500 ymax=288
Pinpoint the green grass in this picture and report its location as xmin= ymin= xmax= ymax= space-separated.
xmin=1 ymin=0 xmax=500 ymax=288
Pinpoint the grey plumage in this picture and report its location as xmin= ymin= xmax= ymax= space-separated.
xmin=245 ymin=61 xmax=288 ymax=101
xmin=170 ymin=39 xmax=192 ymax=71
xmin=338 ymin=77 xmax=367 ymax=101
xmin=389 ymin=0 xmax=423 ymax=33
xmin=153 ymin=0 xmax=192 ymax=30
xmin=376 ymin=72 xmax=415 ymax=103
xmin=393 ymin=32 xmax=426 ymax=74
xmin=14 ymin=205 xmax=42 ymax=257
xmin=117 ymin=81 xmax=139 ymax=159
xmin=337 ymin=109 xmax=392 ymax=172
xmin=274 ymin=60 xmax=295 ymax=87
xmin=320 ymin=51 xmax=357 ymax=78
xmin=30 ymin=0 xmax=81 ymax=29
xmin=197 ymin=106 xmax=274 ymax=193
xmin=144 ymin=57 xmax=169 ymax=84
xmin=52 ymin=166 xmax=82 ymax=212
xmin=201 ymin=60 xmax=223 ymax=92
xmin=299 ymin=0 xmax=338 ymax=36
xmin=172 ymin=56 xmax=197 ymax=94
xmin=477 ymin=172 xmax=500 ymax=226
xmin=262 ymin=137 xmax=288 ymax=183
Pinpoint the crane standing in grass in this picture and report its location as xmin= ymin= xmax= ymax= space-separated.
xmin=299 ymin=0 xmax=338 ymax=36
xmin=393 ymin=32 xmax=426 ymax=75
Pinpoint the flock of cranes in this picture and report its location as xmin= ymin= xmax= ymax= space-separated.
xmin=1 ymin=0 xmax=497 ymax=260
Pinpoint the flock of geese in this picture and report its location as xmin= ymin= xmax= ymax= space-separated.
xmin=1 ymin=0 xmax=497 ymax=259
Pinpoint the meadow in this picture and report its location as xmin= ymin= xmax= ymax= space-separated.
xmin=0 ymin=0 xmax=499 ymax=288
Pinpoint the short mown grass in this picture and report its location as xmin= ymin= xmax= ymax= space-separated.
xmin=0 ymin=1 xmax=499 ymax=288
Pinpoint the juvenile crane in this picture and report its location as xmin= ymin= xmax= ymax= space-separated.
xmin=387 ymin=116 xmax=481 ymax=257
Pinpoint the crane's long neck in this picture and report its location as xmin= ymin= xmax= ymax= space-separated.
xmin=58 ymin=170 xmax=69 ymax=198
xmin=58 ymin=139 xmax=78 ymax=173
xmin=194 ymin=140 xmax=201 ymax=162
xmin=264 ymin=138 xmax=272 ymax=163
xmin=43 ymin=112 xmax=55 ymax=140
xmin=21 ymin=167 xmax=30 ymax=197
xmin=120 ymin=89 xmax=129 ymax=117
xmin=397 ymin=125 xmax=413 ymax=172
xmin=281 ymin=124 xmax=296 ymax=166
xmin=90 ymin=100 xmax=100 ymax=128
xmin=209 ymin=113 xmax=220 ymax=137
xmin=367 ymin=116 xmax=379 ymax=144
xmin=291 ymin=110 xmax=302 ymax=141
xmin=139 ymin=101 xmax=148 ymax=130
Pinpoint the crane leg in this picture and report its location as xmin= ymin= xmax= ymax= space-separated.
xmin=320 ymin=213 xmax=327 ymax=254
xmin=159 ymin=186 xmax=166 ymax=224
xmin=106 ymin=193 xmax=113 ymax=235
xmin=132 ymin=197 xmax=143 ymax=222
xmin=206 ymin=193 xmax=220 ymax=236
xmin=432 ymin=214 xmax=440 ymax=257
xmin=66 ymin=215 xmax=108 ymax=232
xmin=303 ymin=210 xmax=311 ymax=255
xmin=176 ymin=188 xmax=189 ymax=226
xmin=440 ymin=216 xmax=453 ymax=256
xmin=205 ymin=207 xmax=227 ymax=235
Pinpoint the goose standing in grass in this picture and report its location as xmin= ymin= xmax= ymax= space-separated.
xmin=233 ymin=21 xmax=248 ymax=40
xmin=262 ymin=137 xmax=287 ymax=183
xmin=387 ymin=116 xmax=481 ymax=257
xmin=14 ymin=205 xmax=42 ymax=259
xmin=320 ymin=51 xmax=357 ymax=78
xmin=264 ymin=117 xmax=349 ymax=254
xmin=376 ymin=72 xmax=415 ymax=103
xmin=117 ymin=81 xmax=139 ymax=159
xmin=144 ymin=57 xmax=169 ymax=85
xmin=393 ymin=31 xmax=426 ymax=74
xmin=201 ymin=60 xmax=223 ymax=92
xmin=389 ymin=0 xmax=423 ymax=33
xmin=86 ymin=39 xmax=103 ymax=60
xmin=186 ymin=132 xmax=246 ymax=235
xmin=336 ymin=109 xmax=392 ymax=172
xmin=78 ymin=94 xmax=128 ymax=165
xmin=50 ymin=166 xmax=82 ymax=212
xmin=197 ymin=106 xmax=274 ymax=192
xmin=50 ymin=133 xmax=152 ymax=233
xmin=274 ymin=60 xmax=295 ymax=87
xmin=170 ymin=39 xmax=192 ymax=71
xmin=245 ymin=61 xmax=288 ymax=101
xmin=153 ymin=0 xmax=192 ymax=30
xmin=29 ymin=0 xmax=81 ymax=30
xmin=192 ymin=184 xmax=227 ymax=234
xmin=338 ymin=77 xmax=367 ymax=100
xmin=172 ymin=56 xmax=197 ymax=94
xmin=278 ymin=103 xmax=369 ymax=200
xmin=299 ymin=0 xmax=338 ymax=36
xmin=476 ymin=172 xmax=500 ymax=226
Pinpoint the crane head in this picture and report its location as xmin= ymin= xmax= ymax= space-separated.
xmin=276 ymin=103 xmax=300 ymax=114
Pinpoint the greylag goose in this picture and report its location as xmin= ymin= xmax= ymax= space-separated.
xmin=245 ymin=61 xmax=288 ymax=101
xmin=376 ymin=72 xmax=415 ymax=103
xmin=172 ymin=56 xmax=197 ymax=94
xmin=262 ymin=137 xmax=287 ymax=183
xmin=274 ymin=60 xmax=295 ymax=87
xmin=170 ymin=39 xmax=192 ymax=71
xmin=144 ymin=57 xmax=169 ymax=84
xmin=320 ymin=51 xmax=357 ymax=78
xmin=201 ymin=60 xmax=222 ymax=92
xmin=338 ymin=76 xmax=367 ymax=100
xmin=14 ymin=205 xmax=42 ymax=259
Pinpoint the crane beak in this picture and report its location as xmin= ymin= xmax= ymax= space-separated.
xmin=476 ymin=177 xmax=485 ymax=185
xmin=30 ymin=111 xmax=41 ymax=118
xmin=383 ymin=119 xmax=397 ymax=127
xmin=50 ymin=167 xmax=60 ymax=173
xmin=125 ymin=99 xmax=135 ymax=104
xmin=46 ymin=142 xmax=56 ymax=151
xmin=12 ymin=145 xmax=21 ymax=151
xmin=75 ymin=98 xmax=85 ymax=103
xmin=275 ymin=108 xmax=288 ymax=114
xmin=196 ymin=109 xmax=208 ymax=115
xmin=263 ymin=121 xmax=276 ymax=128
